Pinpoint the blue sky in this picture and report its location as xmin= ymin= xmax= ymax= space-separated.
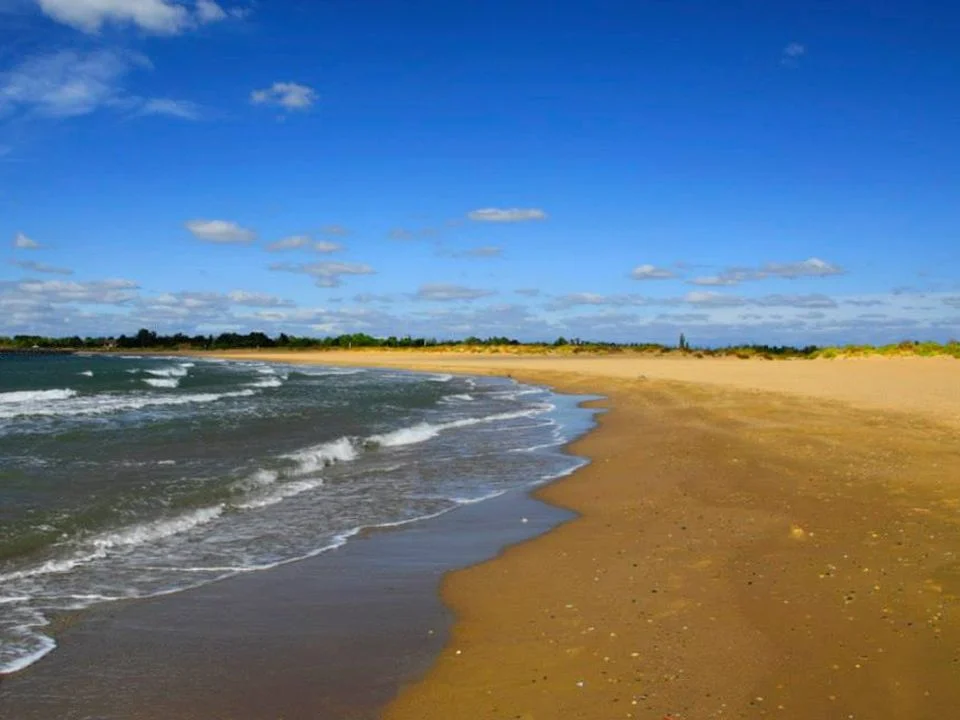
xmin=1 ymin=0 xmax=958 ymax=345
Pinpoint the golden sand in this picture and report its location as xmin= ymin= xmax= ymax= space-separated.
xmin=212 ymin=351 xmax=960 ymax=719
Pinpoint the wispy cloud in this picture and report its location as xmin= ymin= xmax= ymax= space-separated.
xmin=13 ymin=231 xmax=41 ymax=249
xmin=265 ymin=235 xmax=343 ymax=253
xmin=781 ymin=42 xmax=806 ymax=66
xmin=515 ymin=288 xmax=540 ymax=297
xmin=414 ymin=283 xmax=496 ymax=302
xmin=320 ymin=224 xmax=350 ymax=237
xmin=467 ymin=208 xmax=547 ymax=223
xmin=11 ymin=259 xmax=72 ymax=275
xmin=388 ymin=227 xmax=414 ymax=241
xmin=35 ymin=0 xmax=238 ymax=35
xmin=185 ymin=219 xmax=256 ymax=244
xmin=0 ymin=49 xmax=200 ymax=121
xmin=451 ymin=245 xmax=502 ymax=259
xmin=630 ymin=264 xmax=676 ymax=280
xmin=250 ymin=82 xmax=317 ymax=111
xmin=268 ymin=261 xmax=375 ymax=288
xmin=226 ymin=290 xmax=294 ymax=307
xmin=690 ymin=258 xmax=844 ymax=286
xmin=139 ymin=98 xmax=202 ymax=120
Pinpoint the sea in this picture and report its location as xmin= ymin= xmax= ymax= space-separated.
xmin=0 ymin=352 xmax=597 ymax=675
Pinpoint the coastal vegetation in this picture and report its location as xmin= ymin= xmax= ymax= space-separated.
xmin=1 ymin=330 xmax=958 ymax=359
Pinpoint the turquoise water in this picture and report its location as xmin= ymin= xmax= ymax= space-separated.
xmin=0 ymin=353 xmax=597 ymax=674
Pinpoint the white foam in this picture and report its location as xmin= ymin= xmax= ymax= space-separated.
xmin=449 ymin=489 xmax=508 ymax=505
xmin=369 ymin=423 xmax=440 ymax=447
xmin=79 ymin=370 xmax=94 ymax=377
xmin=0 ymin=633 xmax=57 ymax=675
xmin=428 ymin=373 xmax=454 ymax=383
xmin=91 ymin=506 xmax=223 ymax=551
xmin=0 ymin=389 xmax=77 ymax=405
xmin=441 ymin=393 xmax=474 ymax=403
xmin=248 ymin=377 xmax=283 ymax=389
xmin=368 ymin=408 xmax=549 ymax=449
xmin=142 ymin=378 xmax=179 ymax=389
xmin=145 ymin=365 xmax=189 ymax=378
xmin=0 ymin=389 xmax=256 ymax=420
xmin=285 ymin=437 xmax=358 ymax=476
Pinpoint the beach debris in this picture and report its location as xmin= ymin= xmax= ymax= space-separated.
xmin=576 ymin=680 xmax=585 ymax=688
xmin=789 ymin=524 xmax=807 ymax=540
xmin=521 ymin=517 xmax=529 ymax=523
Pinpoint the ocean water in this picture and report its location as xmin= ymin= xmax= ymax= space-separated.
xmin=0 ymin=353 xmax=597 ymax=674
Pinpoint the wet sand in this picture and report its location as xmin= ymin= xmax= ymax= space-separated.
xmin=216 ymin=351 xmax=960 ymax=719
xmin=0 ymin=491 xmax=575 ymax=719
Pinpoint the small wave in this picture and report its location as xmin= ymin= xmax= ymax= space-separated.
xmin=248 ymin=377 xmax=283 ymax=389
xmin=0 ymin=389 xmax=256 ymax=420
xmin=293 ymin=368 xmax=363 ymax=377
xmin=428 ymin=374 xmax=454 ymax=383
xmin=142 ymin=378 xmax=179 ymax=389
xmin=145 ymin=365 xmax=189 ymax=379
xmin=0 ymin=630 xmax=57 ymax=675
xmin=369 ymin=423 xmax=440 ymax=447
xmin=448 ymin=489 xmax=508 ymax=505
xmin=368 ymin=408 xmax=546 ymax=449
xmin=0 ymin=389 xmax=77 ymax=405
xmin=284 ymin=437 xmax=358 ymax=476
xmin=91 ymin=506 xmax=223 ymax=552
xmin=441 ymin=393 xmax=474 ymax=403
xmin=79 ymin=370 xmax=94 ymax=378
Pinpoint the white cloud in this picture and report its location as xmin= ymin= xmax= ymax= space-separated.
xmin=226 ymin=290 xmax=293 ymax=307
xmin=0 ymin=49 xmax=147 ymax=118
xmin=13 ymin=231 xmax=41 ymax=249
xmin=0 ymin=49 xmax=205 ymax=123
xmin=140 ymin=97 xmax=202 ymax=120
xmin=250 ymin=82 xmax=317 ymax=111
xmin=944 ymin=297 xmax=960 ymax=308
xmin=266 ymin=234 xmax=310 ymax=251
xmin=35 ymin=0 xmax=234 ymax=35
xmin=467 ymin=208 xmax=547 ymax=223
xmin=11 ymin=259 xmax=72 ymax=275
xmin=313 ymin=240 xmax=342 ymax=253
xmin=683 ymin=291 xmax=747 ymax=307
xmin=515 ymin=288 xmax=540 ymax=297
xmin=19 ymin=278 xmax=139 ymax=304
xmin=269 ymin=261 xmax=375 ymax=288
xmin=690 ymin=257 xmax=845 ymax=286
xmin=414 ymin=283 xmax=497 ymax=302
xmin=630 ymin=264 xmax=676 ymax=280
xmin=265 ymin=235 xmax=343 ymax=253
xmin=782 ymin=42 xmax=806 ymax=65
xmin=185 ymin=219 xmax=256 ymax=244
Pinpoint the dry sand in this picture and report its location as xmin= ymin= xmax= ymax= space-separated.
xmin=214 ymin=351 xmax=960 ymax=719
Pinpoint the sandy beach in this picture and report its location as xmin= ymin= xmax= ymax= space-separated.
xmin=213 ymin=351 xmax=960 ymax=719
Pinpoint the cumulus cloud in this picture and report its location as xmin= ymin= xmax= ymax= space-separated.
xmin=414 ymin=283 xmax=497 ymax=302
xmin=13 ymin=231 xmax=41 ymax=249
xmin=630 ymin=264 xmax=676 ymax=280
xmin=683 ymin=291 xmax=747 ymax=307
xmin=11 ymin=259 xmax=73 ymax=275
xmin=269 ymin=261 xmax=375 ymax=288
xmin=467 ymin=208 xmax=547 ymax=223
xmin=35 ymin=0 xmax=235 ymax=35
xmin=690 ymin=257 xmax=845 ymax=286
xmin=753 ymin=293 xmax=838 ymax=309
xmin=250 ymin=82 xmax=317 ymax=111
xmin=313 ymin=240 xmax=343 ymax=253
xmin=515 ymin=288 xmax=541 ymax=297
xmin=185 ymin=219 xmax=256 ymax=244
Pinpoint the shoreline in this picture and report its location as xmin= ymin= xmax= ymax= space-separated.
xmin=4 ymin=352 xmax=959 ymax=718
xmin=0 ymin=362 xmax=601 ymax=719
xmin=215 ymin=351 xmax=960 ymax=719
